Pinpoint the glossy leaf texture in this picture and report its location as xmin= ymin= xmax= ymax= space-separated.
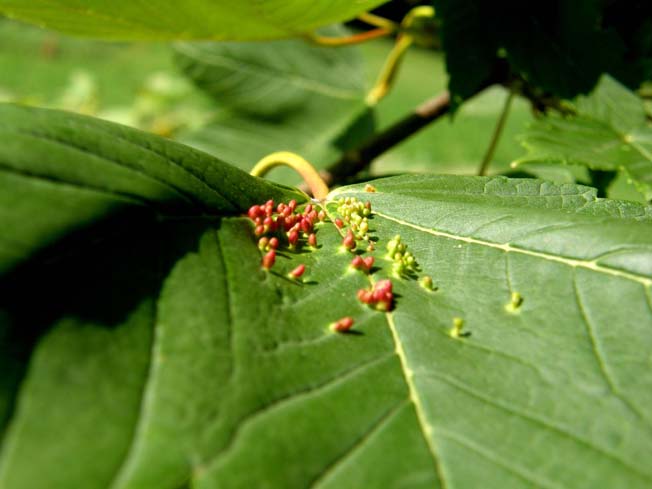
xmin=0 ymin=103 xmax=303 ymax=276
xmin=0 ymin=0 xmax=388 ymax=41
xmin=515 ymin=76 xmax=652 ymax=200
xmin=175 ymin=31 xmax=374 ymax=183
xmin=2 ymin=171 xmax=652 ymax=488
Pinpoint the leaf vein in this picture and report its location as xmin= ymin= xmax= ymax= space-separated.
xmin=199 ymin=352 xmax=395 ymax=477
xmin=573 ymin=271 xmax=650 ymax=426
xmin=372 ymin=211 xmax=652 ymax=286
xmin=10 ymin=128 xmax=208 ymax=210
xmin=437 ymin=428 xmax=564 ymax=489
xmin=385 ymin=313 xmax=449 ymax=489
xmin=421 ymin=370 xmax=651 ymax=480
xmin=309 ymin=400 xmax=410 ymax=488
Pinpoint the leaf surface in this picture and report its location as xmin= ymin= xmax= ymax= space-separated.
xmin=0 ymin=104 xmax=302 ymax=275
xmin=2 ymin=173 xmax=652 ymax=488
xmin=0 ymin=0 xmax=387 ymax=40
xmin=516 ymin=76 xmax=652 ymax=200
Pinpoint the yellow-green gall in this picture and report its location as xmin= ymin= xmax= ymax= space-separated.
xmin=505 ymin=292 xmax=524 ymax=313
xmin=419 ymin=275 xmax=435 ymax=291
xmin=449 ymin=317 xmax=465 ymax=338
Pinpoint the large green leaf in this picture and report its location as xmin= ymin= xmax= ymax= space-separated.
xmin=0 ymin=0 xmax=387 ymax=41
xmin=515 ymin=76 xmax=652 ymax=200
xmin=2 ymin=172 xmax=651 ymax=488
xmin=0 ymin=103 xmax=303 ymax=275
xmin=175 ymin=33 xmax=374 ymax=183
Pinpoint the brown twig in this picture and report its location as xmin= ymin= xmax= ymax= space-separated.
xmin=322 ymin=91 xmax=451 ymax=186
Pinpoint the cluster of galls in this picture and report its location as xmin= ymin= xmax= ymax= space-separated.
xmin=335 ymin=197 xmax=373 ymax=244
xmin=247 ymin=199 xmax=325 ymax=278
xmin=248 ymin=196 xmax=433 ymax=334
xmin=351 ymin=255 xmax=374 ymax=273
xmin=386 ymin=235 xmax=419 ymax=277
xmin=333 ymin=198 xmax=393 ymax=311
xmin=357 ymin=279 xmax=394 ymax=312
xmin=330 ymin=197 xmax=395 ymax=319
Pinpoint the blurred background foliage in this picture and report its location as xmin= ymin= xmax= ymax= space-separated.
xmin=0 ymin=2 xmax=645 ymax=202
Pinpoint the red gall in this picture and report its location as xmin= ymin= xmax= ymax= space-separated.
xmin=289 ymin=264 xmax=306 ymax=279
xmin=342 ymin=230 xmax=356 ymax=251
xmin=288 ymin=230 xmax=299 ymax=246
xmin=332 ymin=316 xmax=354 ymax=333
xmin=261 ymin=250 xmax=276 ymax=270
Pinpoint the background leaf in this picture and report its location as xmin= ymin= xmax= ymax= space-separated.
xmin=175 ymin=31 xmax=374 ymax=184
xmin=2 ymin=174 xmax=651 ymax=488
xmin=433 ymin=0 xmax=652 ymax=107
xmin=0 ymin=0 xmax=388 ymax=41
xmin=515 ymin=76 xmax=652 ymax=200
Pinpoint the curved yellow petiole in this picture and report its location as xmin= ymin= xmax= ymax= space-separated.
xmin=357 ymin=12 xmax=399 ymax=31
xmin=402 ymin=5 xmax=436 ymax=28
xmin=305 ymin=27 xmax=392 ymax=47
xmin=250 ymin=151 xmax=330 ymax=200
xmin=366 ymin=5 xmax=436 ymax=105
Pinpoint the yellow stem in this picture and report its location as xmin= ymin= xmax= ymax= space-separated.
xmin=402 ymin=5 xmax=435 ymax=28
xmin=250 ymin=151 xmax=329 ymax=200
xmin=365 ymin=5 xmax=436 ymax=105
xmin=306 ymin=27 xmax=391 ymax=47
xmin=366 ymin=34 xmax=414 ymax=105
xmin=357 ymin=12 xmax=399 ymax=31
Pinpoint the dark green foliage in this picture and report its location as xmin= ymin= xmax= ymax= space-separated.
xmin=434 ymin=0 xmax=652 ymax=107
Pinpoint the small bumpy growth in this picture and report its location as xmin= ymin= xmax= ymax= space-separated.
xmin=248 ymin=193 xmax=438 ymax=335
xmin=331 ymin=316 xmax=354 ymax=333
xmin=505 ymin=292 xmax=523 ymax=313
xmin=386 ymin=235 xmax=419 ymax=277
xmin=449 ymin=317 xmax=466 ymax=338
xmin=336 ymin=197 xmax=373 ymax=243
xmin=351 ymin=255 xmax=374 ymax=273
xmin=246 ymin=199 xmax=325 ymax=277
xmin=330 ymin=197 xmax=395 ymax=313
xmin=357 ymin=279 xmax=394 ymax=312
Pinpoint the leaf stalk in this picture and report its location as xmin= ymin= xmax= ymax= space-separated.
xmin=251 ymin=151 xmax=329 ymax=200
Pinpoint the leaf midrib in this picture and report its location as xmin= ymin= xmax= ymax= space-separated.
xmin=319 ymin=202 xmax=449 ymax=487
xmin=384 ymin=312 xmax=448 ymax=488
xmin=371 ymin=210 xmax=652 ymax=286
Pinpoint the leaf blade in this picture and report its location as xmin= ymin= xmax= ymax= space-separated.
xmin=0 ymin=1 xmax=388 ymax=40
xmin=175 ymin=34 xmax=374 ymax=183
xmin=2 ymin=175 xmax=652 ymax=488
xmin=0 ymin=104 xmax=302 ymax=275
xmin=516 ymin=76 xmax=652 ymax=200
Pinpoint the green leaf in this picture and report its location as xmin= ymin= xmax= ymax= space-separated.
xmin=175 ymin=33 xmax=374 ymax=184
xmin=0 ymin=103 xmax=303 ymax=275
xmin=0 ymin=0 xmax=388 ymax=41
xmin=515 ymin=76 xmax=652 ymax=200
xmin=0 ymin=218 xmax=211 ymax=487
xmin=433 ymin=1 xmax=632 ymax=107
xmin=3 ymin=174 xmax=652 ymax=488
